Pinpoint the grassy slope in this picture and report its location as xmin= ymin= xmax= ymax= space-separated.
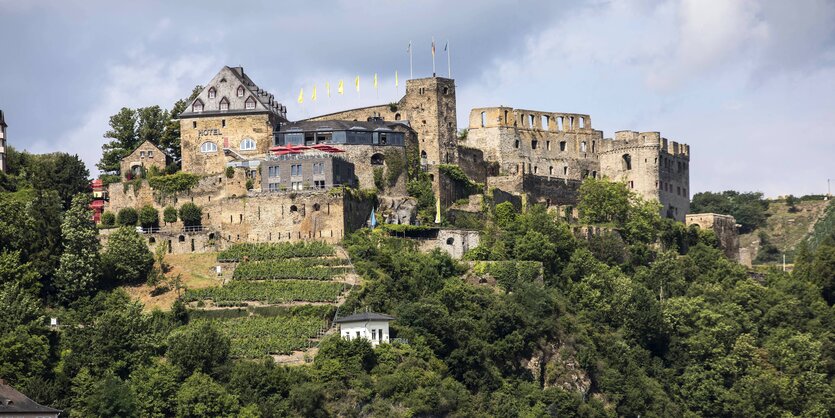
xmin=124 ymin=252 xmax=222 ymax=312
xmin=739 ymin=199 xmax=832 ymax=264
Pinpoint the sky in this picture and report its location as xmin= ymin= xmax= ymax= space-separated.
xmin=1 ymin=0 xmax=834 ymax=197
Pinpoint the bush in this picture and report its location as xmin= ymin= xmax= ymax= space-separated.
xmin=245 ymin=179 xmax=253 ymax=190
xmin=147 ymin=172 xmax=199 ymax=196
xmin=179 ymin=203 xmax=202 ymax=227
xmin=225 ymin=166 xmax=235 ymax=179
xmin=167 ymin=321 xmax=231 ymax=376
xmin=116 ymin=207 xmax=138 ymax=226
xmin=101 ymin=211 xmax=115 ymax=226
xmin=163 ymin=206 xmax=178 ymax=224
xmin=373 ymin=167 xmax=385 ymax=191
xmin=138 ymin=205 xmax=159 ymax=228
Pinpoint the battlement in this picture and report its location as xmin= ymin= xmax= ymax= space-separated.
xmin=469 ymin=107 xmax=592 ymax=132
xmin=604 ymin=130 xmax=690 ymax=158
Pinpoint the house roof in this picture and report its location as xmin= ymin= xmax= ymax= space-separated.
xmin=120 ymin=140 xmax=173 ymax=161
xmin=179 ymin=66 xmax=286 ymax=120
xmin=0 ymin=382 xmax=61 ymax=414
xmin=335 ymin=312 xmax=396 ymax=323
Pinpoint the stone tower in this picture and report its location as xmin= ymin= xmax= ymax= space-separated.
xmin=398 ymin=77 xmax=458 ymax=166
xmin=599 ymin=131 xmax=690 ymax=221
xmin=0 ymin=109 xmax=6 ymax=173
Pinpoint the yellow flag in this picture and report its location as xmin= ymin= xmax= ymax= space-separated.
xmin=434 ymin=195 xmax=441 ymax=224
xmin=355 ymin=75 xmax=360 ymax=92
xmin=395 ymin=70 xmax=398 ymax=88
xmin=312 ymin=85 xmax=317 ymax=101
xmin=297 ymin=88 xmax=303 ymax=104
xmin=338 ymin=80 xmax=344 ymax=95
xmin=326 ymin=82 xmax=331 ymax=97
xmin=374 ymin=73 xmax=378 ymax=89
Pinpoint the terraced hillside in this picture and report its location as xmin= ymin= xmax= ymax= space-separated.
xmin=184 ymin=241 xmax=359 ymax=363
xmin=739 ymin=198 xmax=832 ymax=264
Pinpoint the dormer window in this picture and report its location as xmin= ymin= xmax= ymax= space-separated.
xmin=208 ymin=87 xmax=216 ymax=99
xmin=192 ymin=99 xmax=204 ymax=112
xmin=237 ymin=86 xmax=245 ymax=97
xmin=245 ymin=96 xmax=256 ymax=110
xmin=219 ymin=97 xmax=229 ymax=111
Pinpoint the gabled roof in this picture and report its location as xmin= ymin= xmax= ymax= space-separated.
xmin=0 ymin=382 xmax=61 ymax=414
xmin=179 ymin=66 xmax=286 ymax=120
xmin=121 ymin=140 xmax=172 ymax=161
xmin=335 ymin=312 xmax=396 ymax=323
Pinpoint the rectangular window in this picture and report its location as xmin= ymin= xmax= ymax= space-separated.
xmin=559 ymin=141 xmax=567 ymax=151
xmin=140 ymin=151 xmax=146 ymax=157
xmin=371 ymin=329 xmax=377 ymax=340
xmin=546 ymin=141 xmax=551 ymax=150
xmin=147 ymin=150 xmax=153 ymax=158
xmin=314 ymin=180 xmax=325 ymax=189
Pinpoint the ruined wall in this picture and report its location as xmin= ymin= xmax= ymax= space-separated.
xmin=686 ymin=213 xmax=740 ymax=261
xmin=180 ymin=113 xmax=276 ymax=176
xmin=521 ymin=175 xmax=582 ymax=207
xmin=338 ymin=145 xmax=408 ymax=195
xmin=416 ymin=229 xmax=481 ymax=259
xmin=456 ymin=146 xmax=494 ymax=184
xmin=463 ymin=107 xmax=603 ymax=180
xmin=599 ymin=131 xmax=690 ymax=221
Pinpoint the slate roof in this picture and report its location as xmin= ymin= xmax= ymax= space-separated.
xmin=179 ymin=66 xmax=286 ymax=119
xmin=280 ymin=119 xmax=409 ymax=132
xmin=120 ymin=140 xmax=173 ymax=161
xmin=335 ymin=312 xmax=396 ymax=323
xmin=0 ymin=382 xmax=61 ymax=414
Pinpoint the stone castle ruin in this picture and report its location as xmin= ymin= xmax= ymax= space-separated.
xmin=102 ymin=65 xmax=694 ymax=254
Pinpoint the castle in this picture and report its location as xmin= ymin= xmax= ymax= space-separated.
xmin=101 ymin=66 xmax=692 ymax=253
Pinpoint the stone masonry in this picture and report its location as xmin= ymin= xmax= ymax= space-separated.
xmin=686 ymin=213 xmax=740 ymax=261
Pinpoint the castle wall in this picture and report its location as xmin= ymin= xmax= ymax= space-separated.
xmin=686 ymin=213 xmax=740 ymax=261
xmin=338 ymin=145 xmax=407 ymax=195
xmin=521 ymin=175 xmax=582 ymax=207
xmin=456 ymin=146 xmax=493 ymax=184
xmin=416 ymin=229 xmax=481 ymax=259
xmin=180 ymin=113 xmax=277 ymax=176
xmin=463 ymin=107 xmax=603 ymax=180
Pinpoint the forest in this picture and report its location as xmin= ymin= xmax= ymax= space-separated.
xmin=1 ymin=154 xmax=834 ymax=417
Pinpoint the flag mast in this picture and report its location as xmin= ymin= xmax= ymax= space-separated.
xmin=446 ymin=40 xmax=451 ymax=78
xmin=431 ymin=37 xmax=436 ymax=76
xmin=408 ymin=41 xmax=413 ymax=80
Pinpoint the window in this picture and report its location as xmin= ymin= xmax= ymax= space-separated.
xmin=559 ymin=141 xmax=567 ymax=151
xmin=528 ymin=114 xmax=535 ymax=127
xmin=546 ymin=141 xmax=551 ymax=150
xmin=443 ymin=87 xmax=449 ymax=95
xmin=268 ymin=183 xmax=280 ymax=191
xmin=237 ymin=86 xmax=245 ymax=97
xmin=208 ymin=87 xmax=216 ymax=99
xmin=580 ymin=141 xmax=587 ymax=152
xmin=514 ymin=139 xmax=520 ymax=149
xmin=268 ymin=166 xmax=279 ymax=178
xmin=290 ymin=205 xmax=298 ymax=212
xmin=549 ymin=166 xmax=553 ymax=175
xmin=147 ymin=150 xmax=153 ymax=158
xmin=533 ymin=166 xmax=539 ymax=174
xmin=371 ymin=153 xmax=385 ymax=165
xmin=314 ymin=180 xmax=325 ymax=189
xmin=563 ymin=166 xmax=568 ymax=175
xmin=192 ymin=121 xmax=197 ymax=128
xmin=371 ymin=329 xmax=377 ymax=340
xmin=245 ymin=96 xmax=256 ymax=110
xmin=221 ymin=119 xmax=226 ymax=127
xmin=531 ymin=140 xmax=538 ymax=149
xmin=395 ymin=113 xmax=401 ymax=120
xmin=291 ymin=164 xmax=302 ymax=176
xmin=219 ymin=97 xmax=229 ymax=111
xmin=192 ymin=99 xmax=204 ymax=112
xmin=480 ymin=111 xmax=486 ymax=127
xmin=140 ymin=151 xmax=146 ymax=157
xmin=240 ymin=138 xmax=256 ymax=151
xmin=200 ymin=141 xmax=217 ymax=153
xmin=622 ymin=154 xmax=632 ymax=170
xmin=542 ymin=115 xmax=549 ymax=130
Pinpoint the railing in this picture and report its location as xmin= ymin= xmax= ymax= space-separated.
xmin=138 ymin=226 xmax=161 ymax=234
xmin=182 ymin=225 xmax=205 ymax=233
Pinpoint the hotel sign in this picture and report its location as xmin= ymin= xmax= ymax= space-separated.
xmin=198 ymin=129 xmax=222 ymax=137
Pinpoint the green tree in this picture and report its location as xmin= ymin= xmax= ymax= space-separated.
xmin=808 ymin=242 xmax=835 ymax=304
xmin=163 ymin=206 xmax=178 ymax=224
xmin=167 ymin=321 xmax=230 ymax=377
xmin=98 ymin=107 xmax=139 ymax=176
xmin=29 ymin=152 xmax=91 ymax=209
xmin=137 ymin=105 xmax=168 ymax=144
xmin=117 ymin=207 xmax=138 ymax=226
xmin=26 ymin=190 xmax=64 ymax=280
xmin=130 ymin=361 xmax=180 ymax=418
xmin=494 ymin=201 xmax=517 ymax=228
xmin=175 ymin=372 xmax=240 ymax=418
xmin=83 ymin=376 xmax=138 ymax=418
xmin=578 ymin=177 xmax=631 ymax=225
xmin=102 ymin=227 xmax=153 ymax=284
xmin=160 ymin=86 xmax=201 ymax=162
xmin=0 ymin=325 xmax=50 ymax=386
xmin=0 ymin=282 xmax=42 ymax=333
xmin=54 ymin=194 xmax=101 ymax=304
xmin=138 ymin=205 xmax=159 ymax=228
xmin=178 ymin=203 xmax=202 ymax=227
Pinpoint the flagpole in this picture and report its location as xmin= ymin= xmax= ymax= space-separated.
xmin=431 ymin=37 xmax=436 ymax=76
xmin=447 ymin=41 xmax=452 ymax=78
xmin=409 ymin=41 xmax=413 ymax=80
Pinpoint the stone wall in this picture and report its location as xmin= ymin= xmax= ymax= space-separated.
xmin=416 ymin=229 xmax=481 ymax=259
xmin=522 ymin=174 xmax=582 ymax=207
xmin=180 ymin=113 xmax=277 ymax=176
xmin=686 ymin=213 xmax=740 ymax=261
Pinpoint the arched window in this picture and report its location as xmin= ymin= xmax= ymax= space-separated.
xmin=622 ymin=154 xmax=632 ymax=170
xmin=208 ymin=87 xmax=216 ymax=99
xmin=200 ymin=141 xmax=218 ymax=153
xmin=371 ymin=153 xmax=385 ymax=165
xmin=290 ymin=205 xmax=298 ymax=213
xmin=237 ymin=86 xmax=245 ymax=97
xmin=313 ymin=203 xmax=321 ymax=211
xmin=245 ymin=96 xmax=256 ymax=110
xmin=219 ymin=97 xmax=229 ymax=111
xmin=580 ymin=141 xmax=587 ymax=152
xmin=446 ymin=237 xmax=454 ymax=245
xmin=192 ymin=99 xmax=204 ymax=112
xmin=240 ymin=138 xmax=256 ymax=151
xmin=395 ymin=113 xmax=401 ymax=120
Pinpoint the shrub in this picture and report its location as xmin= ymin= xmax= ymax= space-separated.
xmin=225 ymin=166 xmax=235 ymax=179
xmin=245 ymin=179 xmax=253 ymax=190
xmin=163 ymin=206 xmax=178 ymax=224
xmin=373 ymin=167 xmax=385 ymax=191
xmin=179 ymin=203 xmax=202 ymax=227
xmin=102 ymin=226 xmax=154 ymax=284
xmin=147 ymin=172 xmax=199 ymax=196
xmin=138 ymin=205 xmax=159 ymax=228
xmin=116 ymin=207 xmax=138 ymax=226
xmin=101 ymin=211 xmax=116 ymax=226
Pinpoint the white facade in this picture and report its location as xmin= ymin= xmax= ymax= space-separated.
xmin=339 ymin=320 xmax=391 ymax=347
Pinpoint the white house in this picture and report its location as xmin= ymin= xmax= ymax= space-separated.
xmin=335 ymin=312 xmax=395 ymax=347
